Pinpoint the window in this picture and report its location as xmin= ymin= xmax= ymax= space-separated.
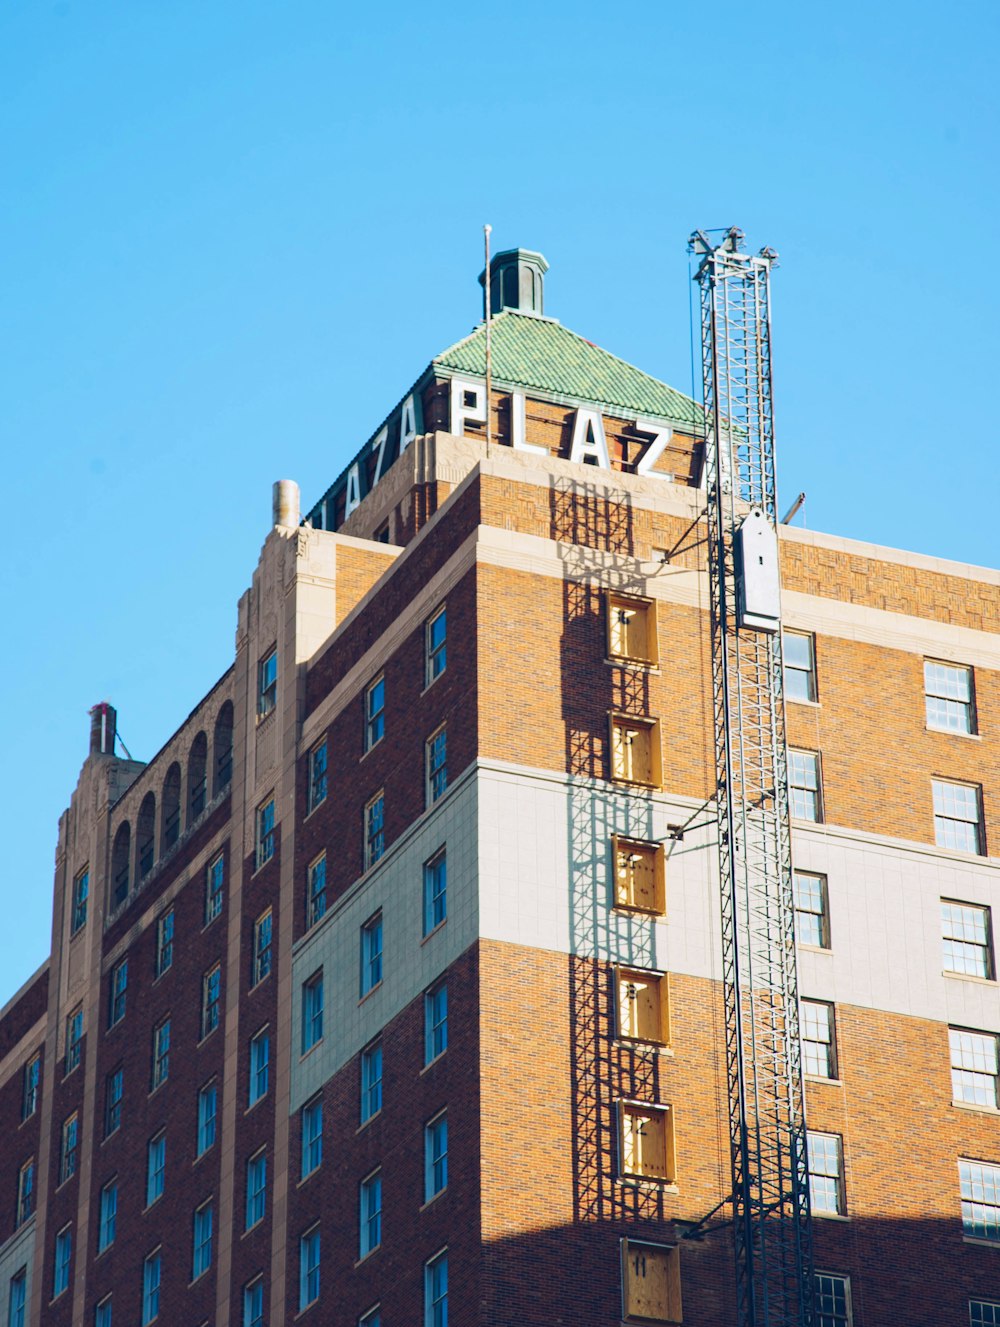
xmin=71 ymin=868 xmax=89 ymax=934
xmin=815 ymin=1273 xmax=851 ymax=1327
xmin=205 ymin=853 xmax=224 ymax=924
xmin=105 ymin=1068 xmax=123 ymax=1136
xmin=301 ymin=1096 xmax=322 ymax=1178
xmin=359 ymin=1170 xmax=381 ymax=1257
xmin=152 ymin=1018 xmax=170 ymax=1089
xmin=154 ymin=910 xmax=174 ymax=978
xmin=253 ymin=910 xmax=273 ymax=985
xmin=95 ymin=1296 xmax=112 ymax=1327
xmin=971 ymin=1301 xmax=1000 ymax=1326
xmin=426 ymin=606 xmax=447 ymax=685
xmin=425 ymin=982 xmax=447 ymax=1064
xmin=925 ymin=659 xmax=975 ymax=734
xmin=299 ymin=1226 xmax=321 ymax=1309
xmin=426 ymin=727 xmax=448 ymax=805
xmin=65 ymin=1005 xmax=83 ymax=1074
xmin=360 ymin=1040 xmax=382 ymax=1123
xmin=360 ymin=912 xmax=383 ymax=997
xmin=246 ymin=1150 xmax=267 ymax=1230
xmin=609 ymin=716 xmax=662 ymax=787
xmin=60 ymin=1114 xmax=79 ymax=1184
xmin=249 ymin=1028 xmax=270 ymax=1105
xmin=424 ymin=1249 xmax=448 ymax=1327
xmin=256 ymin=799 xmax=276 ymax=869
xmin=607 ymin=594 xmax=658 ymax=665
xmin=620 ymin=1238 xmax=682 ymax=1324
xmin=302 ymin=972 xmax=324 ymax=1053
xmin=801 ymin=1000 xmax=837 ymax=1079
xmin=783 ymin=631 xmax=817 ymax=702
xmin=258 ymin=647 xmax=277 ymax=717
xmin=794 ymin=871 xmax=830 ymax=948
xmin=243 ymin=1277 xmax=264 ymax=1327
xmin=109 ymin=958 xmax=128 ymax=1027
xmin=365 ymin=677 xmax=386 ymax=751
xmin=16 ymin=1159 xmax=34 ymax=1226
xmin=933 ymin=780 xmax=984 ymax=854
xmin=307 ymin=854 xmax=327 ymax=928
xmin=192 ymin=1201 xmax=213 ymax=1280
xmin=960 ymin=1159 xmax=1000 ymax=1241
xmin=950 ymin=1029 xmax=1000 ymax=1108
xmin=423 ymin=850 xmax=447 ymax=935
xmin=201 ymin=965 xmax=221 ymax=1038
xmin=197 ymin=1081 xmax=218 ymax=1156
xmin=8 ymin=1269 xmax=26 ymax=1327
xmin=22 ymin=1055 xmax=40 ymax=1120
xmin=789 ymin=749 xmax=823 ymax=821
xmin=618 ymin=1102 xmax=676 ymax=1183
xmin=53 ymin=1226 xmax=71 ymax=1298
xmin=308 ymin=739 xmax=328 ymax=811
xmin=425 ymin=1112 xmax=448 ymax=1202
xmin=146 ymin=1132 xmax=165 ymax=1206
xmin=142 ymin=1250 xmax=160 ymax=1325
xmin=359 ymin=1307 xmax=381 ymax=1327
xmin=612 ymin=837 xmax=666 ymax=916
xmin=616 ymin=967 xmax=670 ymax=1046
xmin=98 ymin=1179 xmax=117 ymax=1252
xmin=807 ymin=1131 xmax=845 ymax=1215
xmin=364 ymin=792 xmax=385 ymax=870
xmin=942 ymin=900 xmax=994 ymax=978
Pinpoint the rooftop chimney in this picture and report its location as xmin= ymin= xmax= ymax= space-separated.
xmin=89 ymin=702 xmax=117 ymax=757
xmin=479 ymin=248 xmax=549 ymax=318
xmin=273 ymin=479 xmax=300 ymax=529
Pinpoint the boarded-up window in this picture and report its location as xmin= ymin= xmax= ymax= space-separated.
xmin=610 ymin=716 xmax=662 ymax=787
xmin=622 ymin=1239 xmax=682 ymax=1323
xmin=619 ymin=1102 xmax=675 ymax=1182
xmin=617 ymin=967 xmax=670 ymax=1046
xmin=612 ymin=837 xmax=665 ymax=915
xmin=608 ymin=594 xmax=658 ymax=665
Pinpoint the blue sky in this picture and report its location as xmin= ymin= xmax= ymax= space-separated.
xmin=1 ymin=0 xmax=997 ymax=999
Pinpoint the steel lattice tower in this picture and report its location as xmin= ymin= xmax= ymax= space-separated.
xmin=689 ymin=227 xmax=815 ymax=1327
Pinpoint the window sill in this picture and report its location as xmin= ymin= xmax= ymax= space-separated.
xmin=354 ymin=1247 xmax=381 ymax=1268
xmin=188 ymin=1269 xmax=211 ymax=1288
xmin=193 ymin=1146 xmax=214 ymax=1166
xmin=299 ymin=1041 xmax=323 ymax=1063
xmin=615 ymin=1038 xmax=673 ymax=1056
xmin=805 ymin=1075 xmax=842 ymax=1086
xmin=618 ymin=1177 xmax=680 ymax=1193
xmin=605 ymin=656 xmax=661 ymax=674
xmin=813 ymin=1211 xmax=850 ymax=1221
xmin=151 ymin=967 xmax=173 ymax=987
xmin=952 ymin=1099 xmax=1000 ymax=1117
xmin=303 ymin=796 xmax=328 ymax=823
xmin=359 ymin=982 xmax=383 ymax=1007
xmin=963 ymin=1235 xmax=1000 ymax=1249
xmin=420 ymin=670 xmax=446 ymax=698
xmin=245 ymin=1094 xmax=269 ymax=1117
xmin=612 ymin=904 xmax=667 ymax=921
xmin=942 ymin=970 xmax=997 ymax=987
xmin=242 ymin=1218 xmax=265 ymax=1240
xmin=797 ymin=943 xmax=832 ymax=955
xmin=196 ymin=1027 xmax=219 ymax=1049
xmin=357 ymin=1110 xmax=382 ymax=1135
xmin=360 ymin=736 xmax=384 ymax=763
xmin=297 ymin=1167 xmax=321 ymax=1189
xmin=926 ymin=726 xmax=981 ymax=741
xmin=420 ymin=1052 xmax=446 ymax=1076
xmin=421 ymin=920 xmax=447 ymax=946
xmin=787 ymin=697 xmax=821 ymax=709
xmin=251 ymin=855 xmax=276 ymax=879
xmin=148 ymin=1080 xmax=169 ymax=1100
xmin=420 ymin=1190 xmax=446 ymax=1212
xmin=249 ymin=973 xmax=272 ymax=994
xmin=610 ymin=777 xmax=662 ymax=792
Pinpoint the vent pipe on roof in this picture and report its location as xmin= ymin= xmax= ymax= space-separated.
xmin=89 ymin=702 xmax=117 ymax=757
xmin=479 ymin=248 xmax=549 ymax=318
xmin=273 ymin=480 xmax=300 ymax=529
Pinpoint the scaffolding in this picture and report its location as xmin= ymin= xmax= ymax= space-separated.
xmin=689 ymin=227 xmax=814 ymax=1327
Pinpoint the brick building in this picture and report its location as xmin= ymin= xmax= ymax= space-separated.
xmin=2 ymin=247 xmax=999 ymax=1327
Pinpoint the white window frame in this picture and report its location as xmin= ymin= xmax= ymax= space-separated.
xmin=142 ymin=1249 xmax=161 ymax=1326
xmin=807 ymin=1131 xmax=845 ymax=1216
xmin=424 ymin=1111 xmax=448 ymax=1203
xmin=925 ymin=659 xmax=976 ymax=734
xmin=53 ymin=1225 xmax=72 ymax=1298
xmin=360 ymin=912 xmax=383 ymax=997
xmin=22 ymin=1054 xmax=40 ymax=1120
xmin=299 ymin=1224 xmax=321 ymax=1309
xmin=933 ymin=779 xmax=984 ymax=854
xmin=950 ymin=1028 xmax=1000 ymax=1109
xmin=789 ymin=749 xmax=823 ymax=822
xmin=71 ymin=868 xmax=89 ymax=935
xmin=783 ymin=630 xmax=817 ymax=703
xmin=793 ymin=871 xmax=830 ymax=949
xmin=192 ymin=1200 xmax=213 ymax=1280
xmin=971 ymin=1299 xmax=1000 ymax=1327
xmin=424 ymin=1248 xmax=448 ymax=1327
xmin=425 ymin=982 xmax=448 ymax=1065
xmin=308 ymin=852 xmax=327 ymax=929
xmin=249 ymin=1027 xmax=270 ymax=1106
xmin=201 ymin=964 xmax=221 ymax=1039
xmin=258 ymin=647 xmax=277 ymax=718
xmin=308 ymin=738 xmax=328 ymax=811
xmin=245 ymin=1149 xmax=267 ymax=1230
xmin=105 ymin=1068 xmax=123 ymax=1137
xmin=960 ymin=1158 xmax=1000 ymax=1242
xmin=152 ymin=1018 xmax=170 ymax=1089
xmin=65 ymin=1006 xmax=83 ymax=1075
xmin=256 ymin=798 xmax=276 ymax=869
xmin=364 ymin=792 xmax=385 ymax=870
xmin=109 ymin=957 xmax=128 ymax=1027
xmin=252 ymin=909 xmax=273 ymax=985
xmin=243 ymin=1277 xmax=264 ymax=1327
xmin=426 ymin=726 xmax=448 ymax=806
xmin=941 ymin=899 xmax=994 ymax=979
xmin=155 ymin=910 xmax=174 ymax=978
xmin=359 ymin=1169 xmax=382 ymax=1258
xmin=16 ymin=1159 xmax=34 ymax=1226
xmin=146 ymin=1132 xmax=166 ymax=1207
xmin=8 ymin=1268 xmax=26 ymax=1327
xmin=814 ymin=1271 xmax=852 ymax=1327
xmin=365 ymin=676 xmax=386 ymax=751
xmin=197 ymin=1080 xmax=218 ymax=1156
xmin=423 ymin=849 xmax=447 ymax=936
xmin=360 ymin=1039 xmax=383 ymax=1123
xmin=425 ymin=606 xmax=447 ymax=687
xmin=302 ymin=971 xmax=324 ymax=1053
xmin=205 ymin=852 xmax=225 ymax=924
xmin=301 ymin=1096 xmax=323 ymax=1179
xmin=60 ymin=1113 xmax=78 ymax=1184
xmin=801 ymin=999 xmax=837 ymax=1079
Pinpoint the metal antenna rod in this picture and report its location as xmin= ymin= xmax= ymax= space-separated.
xmin=688 ymin=227 xmax=814 ymax=1327
xmin=484 ymin=223 xmax=493 ymax=459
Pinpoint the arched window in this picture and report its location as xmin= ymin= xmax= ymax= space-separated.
xmin=213 ymin=702 xmax=233 ymax=797
xmin=112 ymin=822 xmax=131 ymax=908
xmin=188 ymin=733 xmax=208 ymax=825
xmin=162 ymin=764 xmax=181 ymax=851
xmin=136 ymin=793 xmax=156 ymax=881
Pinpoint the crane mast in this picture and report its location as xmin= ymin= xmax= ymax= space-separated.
xmin=689 ymin=227 xmax=815 ymax=1327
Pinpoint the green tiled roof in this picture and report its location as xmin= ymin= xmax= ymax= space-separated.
xmin=433 ymin=310 xmax=703 ymax=430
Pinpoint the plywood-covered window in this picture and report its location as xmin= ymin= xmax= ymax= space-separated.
xmin=608 ymin=594 xmax=658 ymax=666
xmin=610 ymin=716 xmax=662 ymax=787
xmin=612 ymin=836 xmax=665 ymax=915
xmin=618 ymin=1102 xmax=676 ymax=1183
xmin=616 ymin=967 xmax=670 ymax=1046
xmin=621 ymin=1238 xmax=682 ymax=1323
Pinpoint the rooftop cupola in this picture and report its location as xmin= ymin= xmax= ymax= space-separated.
xmin=479 ymin=247 xmax=549 ymax=318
